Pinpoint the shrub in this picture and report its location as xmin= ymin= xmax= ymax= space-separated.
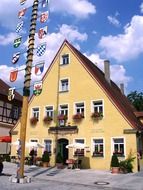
xmin=111 ymin=153 xmax=119 ymax=167
xmin=56 ymin=152 xmax=63 ymax=163
xmin=119 ymin=153 xmax=135 ymax=173
xmin=42 ymin=151 xmax=50 ymax=163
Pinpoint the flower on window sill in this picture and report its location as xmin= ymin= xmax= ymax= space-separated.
xmin=57 ymin=114 xmax=68 ymax=120
xmin=73 ymin=113 xmax=84 ymax=120
xmin=30 ymin=117 xmax=38 ymax=125
xmin=43 ymin=116 xmax=53 ymax=123
xmin=91 ymin=112 xmax=103 ymax=119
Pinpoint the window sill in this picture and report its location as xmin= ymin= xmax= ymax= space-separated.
xmin=59 ymin=90 xmax=69 ymax=93
xmin=92 ymin=155 xmax=104 ymax=158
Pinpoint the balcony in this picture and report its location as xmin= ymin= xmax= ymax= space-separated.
xmin=48 ymin=125 xmax=78 ymax=134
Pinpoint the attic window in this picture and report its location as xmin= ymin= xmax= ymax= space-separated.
xmin=60 ymin=54 xmax=70 ymax=65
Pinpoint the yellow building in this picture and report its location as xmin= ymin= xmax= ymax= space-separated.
xmin=11 ymin=40 xmax=143 ymax=171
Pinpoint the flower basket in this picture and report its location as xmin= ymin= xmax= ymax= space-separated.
xmin=57 ymin=114 xmax=67 ymax=120
xmin=91 ymin=112 xmax=103 ymax=119
xmin=73 ymin=113 xmax=84 ymax=120
xmin=43 ymin=116 xmax=53 ymax=123
xmin=30 ymin=117 xmax=38 ymax=125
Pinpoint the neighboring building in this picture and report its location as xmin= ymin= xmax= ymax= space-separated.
xmin=0 ymin=79 xmax=22 ymax=154
xmin=11 ymin=40 xmax=143 ymax=171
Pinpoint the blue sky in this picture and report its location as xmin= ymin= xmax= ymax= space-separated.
xmin=0 ymin=0 xmax=143 ymax=95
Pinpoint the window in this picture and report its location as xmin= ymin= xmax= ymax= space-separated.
xmin=59 ymin=105 xmax=68 ymax=116
xmin=92 ymin=100 xmax=103 ymax=113
xmin=74 ymin=139 xmax=85 ymax=156
xmin=44 ymin=139 xmax=52 ymax=155
xmin=45 ymin=106 xmax=53 ymax=118
xmin=75 ymin=102 xmax=84 ymax=115
xmin=13 ymin=106 xmax=19 ymax=119
xmin=93 ymin=139 xmax=104 ymax=157
xmin=59 ymin=79 xmax=69 ymax=92
xmin=61 ymin=54 xmax=69 ymax=65
xmin=32 ymin=107 xmax=39 ymax=119
xmin=113 ymin=138 xmax=124 ymax=157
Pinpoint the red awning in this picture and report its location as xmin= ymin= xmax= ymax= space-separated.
xmin=0 ymin=136 xmax=11 ymax=143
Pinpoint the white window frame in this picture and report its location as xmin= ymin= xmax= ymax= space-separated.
xmin=59 ymin=78 xmax=70 ymax=92
xmin=111 ymin=137 xmax=126 ymax=157
xmin=91 ymin=137 xmax=105 ymax=158
xmin=73 ymin=138 xmax=86 ymax=156
xmin=91 ymin=99 xmax=104 ymax=116
xmin=44 ymin=105 xmax=54 ymax=118
xmin=43 ymin=139 xmax=52 ymax=155
xmin=59 ymin=104 xmax=69 ymax=116
xmin=29 ymin=138 xmax=39 ymax=152
xmin=31 ymin=107 xmax=40 ymax=120
xmin=74 ymin=101 xmax=85 ymax=117
xmin=60 ymin=53 xmax=70 ymax=65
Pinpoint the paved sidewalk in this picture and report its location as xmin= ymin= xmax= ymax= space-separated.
xmin=1 ymin=162 xmax=143 ymax=190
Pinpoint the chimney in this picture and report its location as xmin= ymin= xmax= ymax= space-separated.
xmin=104 ymin=60 xmax=110 ymax=84
xmin=120 ymin=83 xmax=124 ymax=94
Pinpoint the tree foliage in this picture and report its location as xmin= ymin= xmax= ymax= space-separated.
xmin=127 ymin=91 xmax=143 ymax=111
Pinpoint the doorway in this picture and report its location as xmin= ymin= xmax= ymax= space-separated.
xmin=57 ymin=138 xmax=69 ymax=164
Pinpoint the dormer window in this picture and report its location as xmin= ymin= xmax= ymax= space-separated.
xmin=60 ymin=54 xmax=70 ymax=65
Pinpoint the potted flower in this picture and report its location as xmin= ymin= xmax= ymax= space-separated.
xmin=72 ymin=113 xmax=84 ymax=120
xmin=110 ymin=153 xmax=120 ymax=174
xmin=42 ymin=151 xmax=50 ymax=167
xmin=91 ymin=111 xmax=103 ymax=119
xmin=43 ymin=116 xmax=53 ymax=123
xmin=30 ymin=117 xmax=38 ymax=125
xmin=56 ymin=152 xmax=64 ymax=169
xmin=57 ymin=114 xmax=67 ymax=121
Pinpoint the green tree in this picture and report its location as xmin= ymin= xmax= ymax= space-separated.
xmin=127 ymin=91 xmax=143 ymax=111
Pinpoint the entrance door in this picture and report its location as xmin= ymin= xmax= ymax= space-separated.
xmin=57 ymin=138 xmax=69 ymax=164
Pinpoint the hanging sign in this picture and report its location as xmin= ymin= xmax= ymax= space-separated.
xmin=35 ymin=62 xmax=44 ymax=75
xmin=40 ymin=11 xmax=48 ymax=23
xmin=12 ymin=52 xmax=20 ymax=64
xmin=18 ymin=8 xmax=27 ymax=18
xmin=16 ymin=21 xmax=24 ymax=33
xmin=10 ymin=69 xmax=18 ymax=82
xmin=33 ymin=81 xmax=43 ymax=96
xmin=8 ymin=87 xmax=15 ymax=101
xmin=13 ymin=36 xmax=22 ymax=48
xmin=20 ymin=0 xmax=26 ymax=5
xmin=38 ymin=26 xmax=48 ymax=39
xmin=36 ymin=43 xmax=46 ymax=56
xmin=42 ymin=0 xmax=49 ymax=8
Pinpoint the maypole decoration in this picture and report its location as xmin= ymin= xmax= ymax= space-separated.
xmin=9 ymin=0 xmax=50 ymax=183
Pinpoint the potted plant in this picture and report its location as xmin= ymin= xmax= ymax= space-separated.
xmin=43 ymin=116 xmax=53 ymax=123
xmin=110 ymin=153 xmax=120 ymax=174
xmin=30 ymin=117 xmax=38 ymax=125
xmin=91 ymin=111 xmax=103 ymax=119
xmin=119 ymin=153 xmax=135 ymax=173
xmin=57 ymin=114 xmax=67 ymax=121
xmin=72 ymin=113 xmax=84 ymax=121
xmin=56 ymin=152 xmax=64 ymax=169
xmin=42 ymin=151 xmax=50 ymax=167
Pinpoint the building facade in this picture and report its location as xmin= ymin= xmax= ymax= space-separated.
xmin=0 ymin=79 xmax=22 ymax=154
xmin=11 ymin=40 xmax=143 ymax=171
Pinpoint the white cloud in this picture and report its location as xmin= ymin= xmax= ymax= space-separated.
xmin=50 ymin=0 xmax=96 ymax=18
xmin=0 ymin=33 xmax=17 ymax=46
xmin=107 ymin=15 xmax=121 ymax=27
xmin=99 ymin=15 xmax=143 ymax=62
xmin=140 ymin=2 xmax=143 ymax=14
xmin=84 ymin=53 xmax=132 ymax=88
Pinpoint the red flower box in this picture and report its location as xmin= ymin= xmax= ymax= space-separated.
xmin=43 ymin=116 xmax=53 ymax=123
xmin=57 ymin=114 xmax=67 ymax=120
xmin=73 ymin=113 xmax=84 ymax=120
xmin=30 ymin=117 xmax=38 ymax=125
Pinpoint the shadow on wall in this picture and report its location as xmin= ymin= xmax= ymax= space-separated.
xmin=81 ymin=157 xmax=90 ymax=169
